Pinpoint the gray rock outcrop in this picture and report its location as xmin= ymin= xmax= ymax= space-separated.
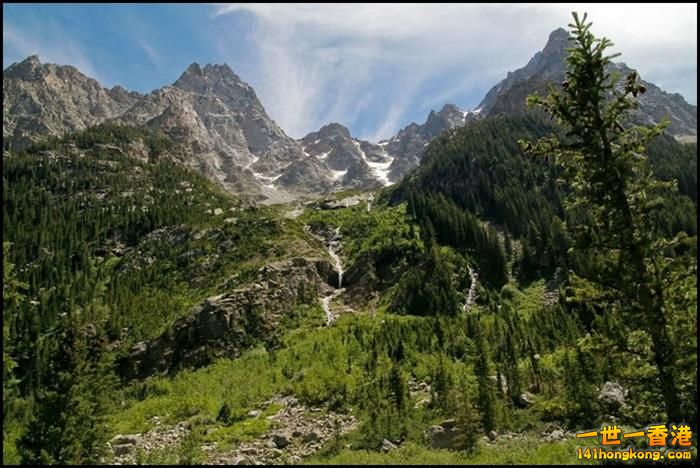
xmin=118 ymin=257 xmax=334 ymax=380
xmin=478 ymin=28 xmax=697 ymax=139
xmin=425 ymin=419 xmax=460 ymax=449
xmin=3 ymin=55 xmax=141 ymax=150
xmin=299 ymin=122 xmax=392 ymax=189
xmin=207 ymin=395 xmax=358 ymax=465
xmin=383 ymin=104 xmax=480 ymax=182
xmin=597 ymin=381 xmax=627 ymax=411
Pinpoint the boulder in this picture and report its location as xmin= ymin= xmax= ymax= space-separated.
xmin=425 ymin=420 xmax=460 ymax=449
xmin=113 ymin=444 xmax=134 ymax=456
xmin=441 ymin=419 xmax=457 ymax=429
xmin=319 ymin=196 xmax=364 ymax=210
xmin=543 ymin=429 xmax=566 ymax=442
xmin=380 ymin=439 xmax=397 ymax=453
xmin=271 ymin=432 xmax=291 ymax=448
xmin=111 ymin=434 xmax=140 ymax=446
xmin=598 ymin=381 xmax=626 ymax=410
xmin=488 ymin=430 xmax=499 ymax=441
xmin=303 ymin=431 xmax=320 ymax=443
xmin=415 ymin=398 xmax=431 ymax=408
xmin=267 ymin=448 xmax=283 ymax=458
xmin=516 ymin=392 xmax=535 ymax=408
xmin=201 ymin=443 xmax=217 ymax=452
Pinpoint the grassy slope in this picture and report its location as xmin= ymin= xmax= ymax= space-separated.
xmin=2 ymin=126 xmax=328 ymax=464
xmin=6 ymin=122 xmax=695 ymax=464
xmin=104 ymin=199 xmax=604 ymax=465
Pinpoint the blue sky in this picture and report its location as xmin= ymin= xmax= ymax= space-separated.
xmin=3 ymin=3 xmax=697 ymax=141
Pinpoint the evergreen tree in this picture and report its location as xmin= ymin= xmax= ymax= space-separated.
xmin=454 ymin=389 xmax=481 ymax=453
xmin=523 ymin=11 xmax=689 ymax=422
xmin=470 ymin=316 xmax=496 ymax=433
xmin=388 ymin=364 xmax=409 ymax=414
xmin=561 ymin=346 xmax=598 ymax=427
xmin=391 ymin=245 xmax=460 ymax=317
xmin=431 ymin=354 xmax=455 ymax=413
xmin=17 ymin=317 xmax=117 ymax=465
xmin=3 ymin=242 xmax=27 ymax=444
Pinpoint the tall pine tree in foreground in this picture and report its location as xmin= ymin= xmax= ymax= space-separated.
xmin=17 ymin=317 xmax=116 ymax=465
xmin=522 ymin=12 xmax=691 ymax=422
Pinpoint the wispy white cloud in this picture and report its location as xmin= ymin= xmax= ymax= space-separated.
xmin=138 ymin=40 xmax=162 ymax=68
xmin=213 ymin=3 xmax=697 ymax=140
xmin=123 ymin=11 xmax=165 ymax=70
xmin=3 ymin=4 xmax=695 ymax=141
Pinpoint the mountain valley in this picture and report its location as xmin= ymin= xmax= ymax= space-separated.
xmin=3 ymin=17 xmax=697 ymax=466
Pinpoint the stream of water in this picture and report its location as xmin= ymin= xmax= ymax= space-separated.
xmin=463 ymin=265 xmax=479 ymax=312
xmin=321 ymin=289 xmax=342 ymax=325
xmin=321 ymin=227 xmax=344 ymax=325
xmin=328 ymin=227 xmax=343 ymax=288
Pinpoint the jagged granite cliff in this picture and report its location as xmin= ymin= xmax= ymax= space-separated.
xmin=299 ymin=123 xmax=393 ymax=189
xmin=119 ymin=257 xmax=337 ymax=380
xmin=3 ymin=55 xmax=142 ymax=149
xmin=117 ymin=62 xmax=336 ymax=201
xmin=4 ymin=28 xmax=696 ymax=201
xmin=478 ymin=28 xmax=697 ymax=139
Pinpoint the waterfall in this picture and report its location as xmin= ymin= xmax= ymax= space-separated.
xmin=310 ymin=226 xmax=343 ymax=325
xmin=366 ymin=193 xmax=374 ymax=213
xmin=327 ymin=227 xmax=344 ymax=288
xmin=463 ymin=265 xmax=479 ymax=312
xmin=321 ymin=289 xmax=342 ymax=325
xmin=303 ymin=223 xmax=346 ymax=325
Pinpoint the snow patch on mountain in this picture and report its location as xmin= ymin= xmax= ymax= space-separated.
xmin=352 ymin=140 xmax=393 ymax=186
xmin=330 ymin=169 xmax=348 ymax=181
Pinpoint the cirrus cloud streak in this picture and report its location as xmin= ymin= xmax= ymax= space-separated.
xmin=213 ymin=3 xmax=697 ymax=140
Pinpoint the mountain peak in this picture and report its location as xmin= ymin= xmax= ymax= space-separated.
xmin=542 ymin=27 xmax=570 ymax=58
xmin=439 ymin=103 xmax=461 ymax=113
xmin=475 ymin=25 xmax=696 ymax=138
xmin=178 ymin=62 xmax=238 ymax=80
xmin=320 ymin=122 xmax=351 ymax=135
xmin=4 ymin=55 xmax=44 ymax=80
xmin=203 ymin=63 xmax=236 ymax=76
xmin=3 ymin=55 xmax=143 ymax=150
xmin=425 ymin=104 xmax=467 ymax=127
xmin=438 ymin=104 xmax=468 ymax=119
xmin=173 ymin=61 xmax=250 ymax=97
xmin=302 ymin=122 xmax=352 ymax=142
xmin=548 ymin=27 xmax=568 ymax=41
xmin=24 ymin=54 xmax=42 ymax=65
xmin=184 ymin=62 xmax=203 ymax=75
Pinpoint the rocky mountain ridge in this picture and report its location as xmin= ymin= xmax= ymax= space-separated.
xmin=119 ymin=257 xmax=339 ymax=381
xmin=379 ymin=103 xmax=483 ymax=181
xmin=3 ymin=57 xmax=340 ymax=203
xmin=116 ymin=62 xmax=329 ymax=202
xmin=4 ymin=27 xmax=696 ymax=201
xmin=478 ymin=28 xmax=698 ymax=138
xmin=3 ymin=55 xmax=142 ymax=150
xmin=300 ymin=122 xmax=393 ymax=189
